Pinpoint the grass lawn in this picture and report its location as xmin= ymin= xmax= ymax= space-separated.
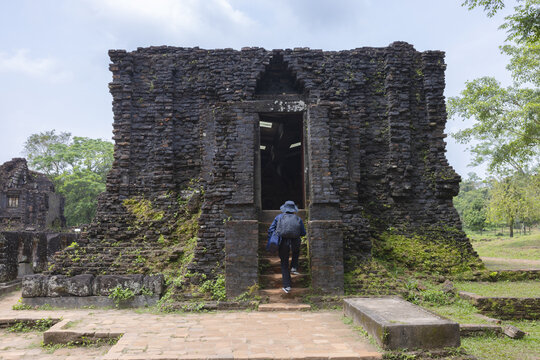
xmin=454 ymin=280 xmax=540 ymax=298
xmin=467 ymin=229 xmax=540 ymax=261
xmin=426 ymin=299 xmax=539 ymax=360
xmin=461 ymin=320 xmax=539 ymax=360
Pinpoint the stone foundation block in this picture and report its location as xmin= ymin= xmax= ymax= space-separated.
xmin=22 ymin=274 xmax=165 ymax=298
xmin=46 ymin=274 xmax=94 ymax=297
xmin=92 ymin=274 xmax=145 ymax=296
xmin=22 ymin=274 xmax=46 ymax=297
xmin=344 ymin=297 xmax=460 ymax=350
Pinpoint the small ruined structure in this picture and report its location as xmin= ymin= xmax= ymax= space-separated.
xmin=39 ymin=42 xmax=475 ymax=299
xmin=0 ymin=158 xmax=75 ymax=283
xmin=0 ymin=158 xmax=65 ymax=230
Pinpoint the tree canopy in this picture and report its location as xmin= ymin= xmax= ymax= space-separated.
xmin=450 ymin=0 xmax=539 ymax=175
xmin=23 ymin=130 xmax=114 ymax=226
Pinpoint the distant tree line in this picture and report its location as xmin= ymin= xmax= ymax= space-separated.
xmin=23 ymin=130 xmax=113 ymax=227
xmin=454 ymin=172 xmax=540 ymax=236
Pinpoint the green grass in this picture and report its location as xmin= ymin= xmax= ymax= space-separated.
xmin=467 ymin=229 xmax=540 ymax=261
xmin=461 ymin=320 xmax=539 ymax=360
xmin=427 ymin=299 xmax=539 ymax=360
xmin=455 ymin=281 xmax=540 ymax=298
xmin=426 ymin=298 xmax=490 ymax=324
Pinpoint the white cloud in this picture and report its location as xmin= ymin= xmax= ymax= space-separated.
xmin=0 ymin=49 xmax=72 ymax=83
xmin=89 ymin=0 xmax=254 ymax=35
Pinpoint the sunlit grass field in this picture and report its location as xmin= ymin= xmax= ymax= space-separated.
xmin=467 ymin=228 xmax=540 ymax=260
xmin=465 ymin=228 xmax=540 ymax=270
xmin=454 ymin=280 xmax=540 ymax=298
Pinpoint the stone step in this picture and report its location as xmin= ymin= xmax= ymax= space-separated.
xmin=259 ymin=273 xmax=309 ymax=288
xmin=258 ymin=303 xmax=311 ymax=311
xmin=259 ymin=288 xmax=310 ymax=303
xmin=259 ymin=256 xmax=308 ymax=274
xmin=258 ymin=241 xmax=308 ymax=254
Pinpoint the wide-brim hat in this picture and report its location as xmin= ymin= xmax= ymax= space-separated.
xmin=280 ymin=200 xmax=299 ymax=213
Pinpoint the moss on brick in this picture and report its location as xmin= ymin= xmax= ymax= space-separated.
xmin=371 ymin=227 xmax=483 ymax=275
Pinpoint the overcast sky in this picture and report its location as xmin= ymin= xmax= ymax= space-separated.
xmin=0 ymin=0 xmax=518 ymax=178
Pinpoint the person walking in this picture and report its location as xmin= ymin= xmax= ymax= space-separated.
xmin=267 ymin=200 xmax=306 ymax=293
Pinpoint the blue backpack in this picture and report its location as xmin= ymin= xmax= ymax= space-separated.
xmin=276 ymin=213 xmax=303 ymax=238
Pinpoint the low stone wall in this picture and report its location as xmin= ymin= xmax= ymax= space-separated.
xmin=492 ymin=270 xmax=540 ymax=281
xmin=0 ymin=231 xmax=79 ymax=282
xmin=460 ymin=291 xmax=540 ymax=320
xmin=23 ymin=274 xmax=164 ymax=297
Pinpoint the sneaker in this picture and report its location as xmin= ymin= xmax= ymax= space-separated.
xmin=291 ymin=267 xmax=299 ymax=275
xmin=282 ymin=287 xmax=291 ymax=294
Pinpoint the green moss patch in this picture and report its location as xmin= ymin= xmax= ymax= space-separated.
xmin=372 ymin=228 xmax=483 ymax=275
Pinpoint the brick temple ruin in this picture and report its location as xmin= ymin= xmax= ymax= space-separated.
xmin=0 ymin=158 xmax=77 ymax=284
xmin=0 ymin=158 xmax=65 ymax=230
xmin=26 ymin=42 xmax=475 ymax=300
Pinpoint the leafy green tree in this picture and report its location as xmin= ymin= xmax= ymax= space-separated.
xmin=462 ymin=0 xmax=539 ymax=43
xmin=450 ymin=0 xmax=539 ymax=174
xmin=485 ymin=172 xmax=540 ymax=236
xmin=56 ymin=170 xmax=106 ymax=226
xmin=487 ymin=175 xmax=528 ymax=236
xmin=454 ymin=174 xmax=489 ymax=232
xmin=23 ymin=131 xmax=113 ymax=226
xmin=23 ymin=130 xmax=71 ymax=176
xmin=448 ymin=77 xmax=539 ymax=174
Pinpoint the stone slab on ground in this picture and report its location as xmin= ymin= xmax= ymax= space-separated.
xmin=22 ymin=295 xmax=159 ymax=308
xmin=0 ymin=291 xmax=382 ymax=360
xmin=43 ymin=319 xmax=123 ymax=345
xmin=343 ymin=297 xmax=460 ymax=350
xmin=0 ymin=280 xmax=20 ymax=296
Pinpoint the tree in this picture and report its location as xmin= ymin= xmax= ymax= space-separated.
xmin=448 ymin=77 xmax=539 ymax=174
xmin=450 ymin=0 xmax=539 ymax=174
xmin=23 ymin=131 xmax=114 ymax=226
xmin=23 ymin=130 xmax=71 ymax=176
xmin=56 ymin=170 xmax=106 ymax=226
xmin=462 ymin=0 xmax=539 ymax=44
xmin=487 ymin=174 xmax=532 ymax=236
xmin=454 ymin=174 xmax=489 ymax=232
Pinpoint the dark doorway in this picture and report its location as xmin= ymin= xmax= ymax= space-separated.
xmin=259 ymin=113 xmax=304 ymax=210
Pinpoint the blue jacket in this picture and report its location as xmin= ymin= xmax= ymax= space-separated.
xmin=267 ymin=213 xmax=306 ymax=245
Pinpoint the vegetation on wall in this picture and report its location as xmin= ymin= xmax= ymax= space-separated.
xmin=371 ymin=228 xmax=483 ymax=275
xmin=118 ymin=182 xmax=227 ymax=309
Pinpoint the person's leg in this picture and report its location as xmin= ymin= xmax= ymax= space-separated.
xmin=290 ymin=238 xmax=301 ymax=271
xmin=279 ymin=238 xmax=291 ymax=288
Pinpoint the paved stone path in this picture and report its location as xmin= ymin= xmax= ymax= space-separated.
xmin=0 ymin=291 xmax=381 ymax=359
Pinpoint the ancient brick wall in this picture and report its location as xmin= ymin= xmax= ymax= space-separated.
xmin=0 ymin=232 xmax=78 ymax=282
xmin=0 ymin=158 xmax=66 ymax=230
xmin=48 ymin=43 xmax=469 ymax=294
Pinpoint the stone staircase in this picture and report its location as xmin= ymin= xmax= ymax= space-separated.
xmin=257 ymin=210 xmax=311 ymax=311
